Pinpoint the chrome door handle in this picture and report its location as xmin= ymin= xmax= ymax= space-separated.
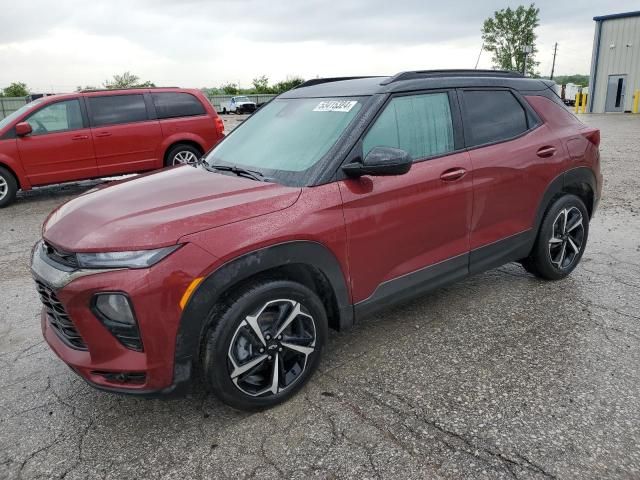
xmin=440 ymin=167 xmax=467 ymax=182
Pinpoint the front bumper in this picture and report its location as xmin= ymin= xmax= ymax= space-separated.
xmin=31 ymin=241 xmax=216 ymax=395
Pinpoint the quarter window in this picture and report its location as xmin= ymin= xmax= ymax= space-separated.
xmin=26 ymin=100 xmax=83 ymax=135
xmin=362 ymin=92 xmax=454 ymax=160
xmin=463 ymin=90 xmax=529 ymax=146
xmin=151 ymin=92 xmax=206 ymax=119
xmin=88 ymin=94 xmax=148 ymax=127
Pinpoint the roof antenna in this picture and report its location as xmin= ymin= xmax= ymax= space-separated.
xmin=475 ymin=42 xmax=484 ymax=69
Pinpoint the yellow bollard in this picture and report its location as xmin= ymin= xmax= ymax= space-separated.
xmin=633 ymin=90 xmax=639 ymax=114
xmin=580 ymin=93 xmax=588 ymax=114
xmin=574 ymin=93 xmax=580 ymax=113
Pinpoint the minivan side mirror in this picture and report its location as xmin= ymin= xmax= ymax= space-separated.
xmin=15 ymin=122 xmax=33 ymax=136
xmin=342 ymin=146 xmax=412 ymax=177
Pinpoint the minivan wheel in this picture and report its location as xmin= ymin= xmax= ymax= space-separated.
xmin=0 ymin=166 xmax=18 ymax=208
xmin=165 ymin=144 xmax=202 ymax=167
xmin=522 ymin=194 xmax=589 ymax=280
xmin=201 ymin=280 xmax=327 ymax=410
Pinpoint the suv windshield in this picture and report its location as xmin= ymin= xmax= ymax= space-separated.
xmin=205 ymin=97 xmax=364 ymax=185
xmin=0 ymin=98 xmax=45 ymax=131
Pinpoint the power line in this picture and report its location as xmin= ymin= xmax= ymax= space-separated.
xmin=475 ymin=42 xmax=484 ymax=69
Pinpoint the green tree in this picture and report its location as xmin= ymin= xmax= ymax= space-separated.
xmin=2 ymin=82 xmax=29 ymax=97
xmin=103 ymin=72 xmax=155 ymax=89
xmin=549 ymin=74 xmax=589 ymax=86
xmin=251 ymin=75 xmax=273 ymax=93
xmin=481 ymin=4 xmax=540 ymax=76
xmin=273 ymin=77 xmax=305 ymax=93
xmin=221 ymin=82 xmax=239 ymax=95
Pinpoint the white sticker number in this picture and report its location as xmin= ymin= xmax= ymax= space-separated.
xmin=313 ymin=100 xmax=358 ymax=112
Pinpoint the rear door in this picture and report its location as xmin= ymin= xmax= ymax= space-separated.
xmin=338 ymin=91 xmax=473 ymax=311
xmin=17 ymin=98 xmax=97 ymax=185
xmin=86 ymin=93 xmax=162 ymax=176
xmin=459 ymin=88 xmax=564 ymax=272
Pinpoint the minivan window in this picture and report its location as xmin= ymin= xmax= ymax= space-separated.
xmin=463 ymin=90 xmax=528 ymax=146
xmin=0 ymin=99 xmax=44 ymax=131
xmin=206 ymin=97 xmax=363 ymax=178
xmin=363 ymin=92 xmax=454 ymax=160
xmin=88 ymin=94 xmax=148 ymax=127
xmin=152 ymin=92 xmax=206 ymax=119
xmin=26 ymin=99 xmax=83 ymax=135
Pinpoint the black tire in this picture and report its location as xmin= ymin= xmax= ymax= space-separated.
xmin=522 ymin=194 xmax=589 ymax=280
xmin=222 ymin=107 xmax=227 ymax=114
xmin=0 ymin=166 xmax=18 ymax=208
xmin=201 ymin=279 xmax=327 ymax=410
xmin=164 ymin=144 xmax=202 ymax=167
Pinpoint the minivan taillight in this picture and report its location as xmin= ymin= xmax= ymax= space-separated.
xmin=583 ymin=129 xmax=600 ymax=147
xmin=215 ymin=116 xmax=225 ymax=135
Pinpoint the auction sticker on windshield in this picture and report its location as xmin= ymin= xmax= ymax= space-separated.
xmin=313 ymin=100 xmax=358 ymax=112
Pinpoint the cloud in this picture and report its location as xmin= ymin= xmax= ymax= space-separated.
xmin=0 ymin=0 xmax=637 ymax=90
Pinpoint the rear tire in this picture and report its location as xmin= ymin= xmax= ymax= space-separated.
xmin=201 ymin=279 xmax=327 ymax=411
xmin=522 ymin=194 xmax=589 ymax=280
xmin=0 ymin=166 xmax=18 ymax=208
xmin=165 ymin=144 xmax=202 ymax=167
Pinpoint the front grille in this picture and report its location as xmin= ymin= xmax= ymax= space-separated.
xmin=35 ymin=280 xmax=87 ymax=350
xmin=43 ymin=241 xmax=78 ymax=268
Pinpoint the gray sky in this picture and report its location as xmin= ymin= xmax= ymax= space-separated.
xmin=1 ymin=0 xmax=637 ymax=92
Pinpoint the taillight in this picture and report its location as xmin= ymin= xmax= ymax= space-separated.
xmin=215 ymin=116 xmax=224 ymax=135
xmin=583 ymin=129 xmax=600 ymax=147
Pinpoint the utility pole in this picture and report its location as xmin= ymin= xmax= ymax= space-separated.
xmin=550 ymin=42 xmax=558 ymax=80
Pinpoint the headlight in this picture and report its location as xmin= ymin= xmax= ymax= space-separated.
xmin=76 ymin=245 xmax=180 ymax=269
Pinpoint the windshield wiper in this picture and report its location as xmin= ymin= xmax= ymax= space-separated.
xmin=204 ymin=163 xmax=266 ymax=182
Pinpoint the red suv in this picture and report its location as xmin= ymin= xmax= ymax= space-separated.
xmin=31 ymin=71 xmax=602 ymax=410
xmin=0 ymin=88 xmax=224 ymax=207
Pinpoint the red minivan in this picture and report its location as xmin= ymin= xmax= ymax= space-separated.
xmin=31 ymin=71 xmax=602 ymax=410
xmin=0 ymin=88 xmax=224 ymax=206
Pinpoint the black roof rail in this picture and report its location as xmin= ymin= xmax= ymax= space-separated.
xmin=380 ymin=69 xmax=524 ymax=85
xmin=294 ymin=76 xmax=381 ymax=89
xmin=79 ymin=86 xmax=179 ymax=93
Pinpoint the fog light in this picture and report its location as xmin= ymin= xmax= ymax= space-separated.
xmin=95 ymin=293 xmax=135 ymax=325
xmin=92 ymin=293 xmax=143 ymax=351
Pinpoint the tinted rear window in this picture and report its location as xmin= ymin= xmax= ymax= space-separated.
xmin=152 ymin=92 xmax=206 ymax=119
xmin=463 ymin=90 xmax=529 ymax=146
xmin=88 ymin=94 xmax=148 ymax=127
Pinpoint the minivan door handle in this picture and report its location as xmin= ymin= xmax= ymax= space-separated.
xmin=440 ymin=167 xmax=467 ymax=182
xmin=536 ymin=146 xmax=556 ymax=158
xmin=71 ymin=134 xmax=89 ymax=140
xmin=95 ymin=131 xmax=112 ymax=138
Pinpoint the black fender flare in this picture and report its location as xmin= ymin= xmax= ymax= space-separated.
xmin=532 ymin=166 xmax=597 ymax=239
xmin=171 ymin=241 xmax=353 ymax=386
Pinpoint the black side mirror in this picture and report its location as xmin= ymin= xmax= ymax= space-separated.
xmin=342 ymin=146 xmax=412 ymax=177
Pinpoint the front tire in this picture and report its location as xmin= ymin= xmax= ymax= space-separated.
xmin=523 ymin=194 xmax=589 ymax=280
xmin=201 ymin=280 xmax=327 ymax=410
xmin=0 ymin=166 xmax=18 ymax=208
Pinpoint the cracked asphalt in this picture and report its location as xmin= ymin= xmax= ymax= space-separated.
xmin=1 ymin=113 xmax=639 ymax=479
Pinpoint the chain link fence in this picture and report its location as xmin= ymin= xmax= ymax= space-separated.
xmin=0 ymin=97 xmax=28 ymax=119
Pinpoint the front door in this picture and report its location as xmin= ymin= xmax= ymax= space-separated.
xmin=605 ymin=75 xmax=627 ymax=112
xmin=338 ymin=91 xmax=472 ymax=313
xmin=17 ymin=98 xmax=97 ymax=186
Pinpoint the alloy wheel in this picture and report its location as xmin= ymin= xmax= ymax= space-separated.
xmin=172 ymin=150 xmax=199 ymax=165
xmin=227 ymin=299 xmax=317 ymax=397
xmin=0 ymin=176 xmax=7 ymax=201
xmin=548 ymin=206 xmax=585 ymax=270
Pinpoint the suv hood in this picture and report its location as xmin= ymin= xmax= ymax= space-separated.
xmin=43 ymin=166 xmax=301 ymax=252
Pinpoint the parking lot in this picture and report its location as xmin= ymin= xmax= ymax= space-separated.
xmin=0 ymin=113 xmax=639 ymax=479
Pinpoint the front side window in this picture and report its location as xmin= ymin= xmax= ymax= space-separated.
xmin=26 ymin=99 xmax=83 ymax=135
xmin=462 ymin=90 xmax=529 ymax=146
xmin=362 ymin=92 xmax=454 ymax=160
xmin=88 ymin=94 xmax=148 ymax=127
xmin=152 ymin=92 xmax=206 ymax=119
xmin=205 ymin=97 xmax=364 ymax=180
